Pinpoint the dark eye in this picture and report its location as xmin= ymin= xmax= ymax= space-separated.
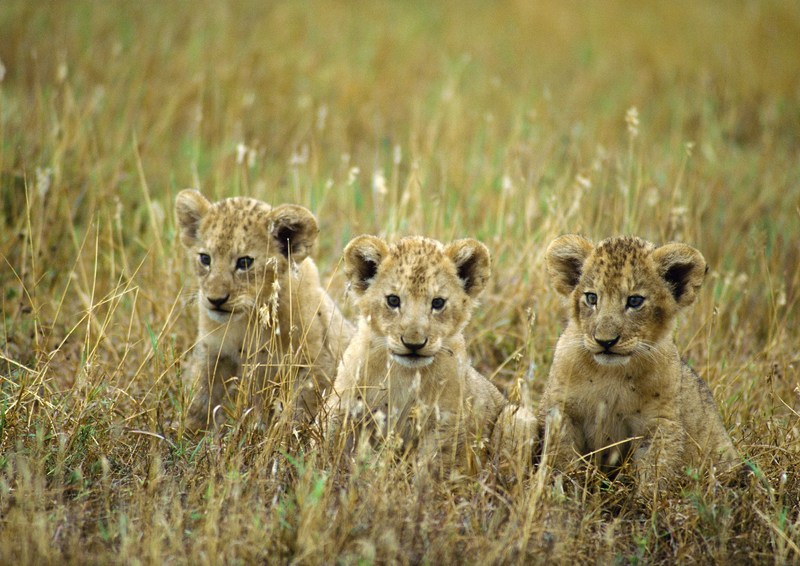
xmin=386 ymin=294 xmax=401 ymax=308
xmin=199 ymin=253 xmax=211 ymax=266
xmin=431 ymin=297 xmax=446 ymax=311
xmin=584 ymin=292 xmax=597 ymax=306
xmin=626 ymin=295 xmax=645 ymax=309
xmin=236 ymin=256 xmax=254 ymax=271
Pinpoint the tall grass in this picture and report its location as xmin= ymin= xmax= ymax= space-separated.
xmin=1 ymin=1 xmax=798 ymax=563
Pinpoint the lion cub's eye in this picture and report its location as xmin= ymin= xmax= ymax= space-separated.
xmin=584 ymin=292 xmax=598 ymax=306
xmin=626 ymin=295 xmax=645 ymax=309
xmin=199 ymin=253 xmax=211 ymax=267
xmin=236 ymin=256 xmax=254 ymax=271
xmin=431 ymin=297 xmax=446 ymax=311
xmin=386 ymin=294 xmax=401 ymax=308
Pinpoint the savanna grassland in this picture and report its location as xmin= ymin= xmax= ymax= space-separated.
xmin=1 ymin=1 xmax=799 ymax=564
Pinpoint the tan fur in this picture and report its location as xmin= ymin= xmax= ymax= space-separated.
xmin=175 ymin=189 xmax=353 ymax=431
xmin=324 ymin=235 xmax=536 ymax=475
xmin=540 ymin=235 xmax=739 ymax=486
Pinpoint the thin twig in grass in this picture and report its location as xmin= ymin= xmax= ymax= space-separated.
xmin=127 ymin=429 xmax=177 ymax=450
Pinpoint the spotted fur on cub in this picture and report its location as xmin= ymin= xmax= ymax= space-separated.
xmin=540 ymin=234 xmax=739 ymax=486
xmin=175 ymin=189 xmax=353 ymax=431
xmin=325 ymin=235 xmax=536 ymax=475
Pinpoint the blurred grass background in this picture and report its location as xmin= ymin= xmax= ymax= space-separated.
xmin=1 ymin=1 xmax=799 ymax=563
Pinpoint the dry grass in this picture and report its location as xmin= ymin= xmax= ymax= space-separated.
xmin=1 ymin=1 xmax=799 ymax=563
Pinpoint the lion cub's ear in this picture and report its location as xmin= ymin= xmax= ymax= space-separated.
xmin=546 ymin=235 xmax=594 ymax=296
xmin=269 ymin=204 xmax=319 ymax=262
xmin=343 ymin=235 xmax=390 ymax=294
xmin=445 ymin=239 xmax=491 ymax=298
xmin=652 ymin=243 xmax=707 ymax=308
xmin=175 ymin=189 xmax=211 ymax=248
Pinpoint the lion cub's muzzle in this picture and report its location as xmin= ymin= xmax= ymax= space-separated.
xmin=202 ymin=293 xmax=245 ymax=323
xmin=586 ymin=333 xmax=632 ymax=366
xmin=207 ymin=294 xmax=230 ymax=310
xmin=390 ymin=336 xmax=436 ymax=368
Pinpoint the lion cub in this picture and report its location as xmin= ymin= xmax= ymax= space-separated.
xmin=175 ymin=189 xmax=353 ymax=431
xmin=540 ymin=234 xmax=738 ymax=485
xmin=324 ymin=235 xmax=536 ymax=474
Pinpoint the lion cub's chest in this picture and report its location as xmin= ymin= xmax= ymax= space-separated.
xmin=566 ymin=369 xmax=655 ymax=452
xmin=200 ymin=315 xmax=248 ymax=360
xmin=354 ymin=365 xmax=468 ymax=448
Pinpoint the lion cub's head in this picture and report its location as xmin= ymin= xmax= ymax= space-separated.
xmin=546 ymin=235 xmax=707 ymax=367
xmin=175 ymin=189 xmax=318 ymax=324
xmin=343 ymin=235 xmax=491 ymax=369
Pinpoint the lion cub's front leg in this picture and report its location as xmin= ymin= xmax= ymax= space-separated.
xmin=184 ymin=344 xmax=240 ymax=431
xmin=491 ymin=404 xmax=539 ymax=468
xmin=632 ymin=417 xmax=686 ymax=491
xmin=541 ymin=406 xmax=587 ymax=472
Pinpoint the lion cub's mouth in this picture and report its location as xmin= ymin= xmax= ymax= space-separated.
xmin=391 ymin=352 xmax=435 ymax=369
xmin=205 ymin=307 xmax=241 ymax=324
xmin=592 ymin=352 xmax=631 ymax=366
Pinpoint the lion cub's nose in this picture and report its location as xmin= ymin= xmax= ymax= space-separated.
xmin=594 ymin=335 xmax=620 ymax=350
xmin=207 ymin=295 xmax=230 ymax=309
xmin=401 ymin=337 xmax=428 ymax=352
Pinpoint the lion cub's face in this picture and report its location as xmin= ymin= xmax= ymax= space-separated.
xmin=175 ymin=189 xmax=318 ymax=324
xmin=546 ymin=235 xmax=707 ymax=367
xmin=343 ymin=235 xmax=490 ymax=369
